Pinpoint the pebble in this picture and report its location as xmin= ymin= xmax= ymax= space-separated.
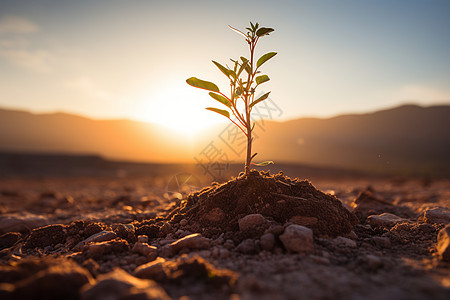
xmin=134 ymin=257 xmax=167 ymax=281
xmin=138 ymin=235 xmax=149 ymax=243
xmin=82 ymin=267 xmax=170 ymax=300
xmin=132 ymin=242 xmax=158 ymax=259
xmin=279 ymin=224 xmax=314 ymax=254
xmin=367 ymin=213 xmax=407 ymax=227
xmin=238 ymin=214 xmax=267 ymax=231
xmin=437 ymin=224 xmax=450 ymax=261
xmin=372 ymin=236 xmax=391 ymax=248
xmin=169 ymin=233 xmax=211 ymax=253
xmin=423 ymin=207 xmax=450 ymax=225
xmin=160 ymin=222 xmax=173 ymax=235
xmin=223 ymin=239 xmax=235 ymax=250
xmin=364 ymin=254 xmax=382 ymax=270
xmin=260 ymin=233 xmax=276 ymax=251
xmin=332 ymin=236 xmax=357 ymax=248
xmin=180 ymin=219 xmax=188 ymax=226
xmin=236 ymin=239 xmax=256 ymax=254
xmin=73 ymin=231 xmax=117 ymax=251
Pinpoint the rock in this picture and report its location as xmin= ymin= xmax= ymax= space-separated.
xmin=423 ymin=207 xmax=450 ymax=224
xmin=135 ymin=257 xmax=167 ymax=281
xmin=236 ymin=239 xmax=256 ymax=254
xmin=169 ymin=233 xmax=211 ymax=252
xmin=81 ymin=268 xmax=169 ymax=300
xmin=260 ymin=233 xmax=276 ymax=251
xmin=159 ymin=244 xmax=174 ymax=258
xmin=132 ymin=242 xmax=158 ymax=259
xmin=0 ymin=214 xmax=48 ymax=234
xmin=332 ymin=236 xmax=357 ymax=248
xmin=279 ymin=225 xmax=314 ymax=254
xmin=84 ymin=239 xmax=129 ymax=259
xmin=437 ymin=225 xmax=450 ymax=261
xmin=201 ymin=207 xmax=225 ymax=223
xmin=0 ymin=232 xmax=21 ymax=250
xmin=364 ymin=254 xmax=382 ymax=270
xmin=290 ymin=215 xmax=318 ymax=227
xmin=24 ymin=224 xmax=66 ymax=248
xmin=372 ymin=236 xmax=391 ymax=248
xmin=73 ymin=231 xmax=117 ymax=251
xmin=367 ymin=213 xmax=407 ymax=228
xmin=138 ymin=235 xmax=149 ymax=243
xmin=5 ymin=258 xmax=93 ymax=300
xmin=180 ymin=219 xmax=188 ymax=226
xmin=238 ymin=214 xmax=266 ymax=231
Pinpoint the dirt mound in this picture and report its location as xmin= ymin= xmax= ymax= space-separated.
xmin=169 ymin=170 xmax=358 ymax=238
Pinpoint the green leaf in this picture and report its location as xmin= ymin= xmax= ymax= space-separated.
xmin=256 ymin=27 xmax=274 ymax=37
xmin=206 ymin=107 xmax=230 ymax=118
xmin=209 ymin=92 xmax=231 ymax=108
xmin=250 ymin=91 xmax=270 ymax=109
xmin=253 ymin=161 xmax=274 ymax=166
xmin=212 ymin=61 xmax=231 ymax=78
xmin=186 ymin=77 xmax=220 ymax=93
xmin=228 ymin=25 xmax=247 ymax=39
xmin=237 ymin=59 xmax=248 ymax=77
xmin=256 ymin=52 xmax=277 ymax=69
xmin=256 ymin=75 xmax=270 ymax=85
xmin=240 ymin=56 xmax=248 ymax=63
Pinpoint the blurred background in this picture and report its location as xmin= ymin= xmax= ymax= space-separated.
xmin=0 ymin=0 xmax=449 ymax=180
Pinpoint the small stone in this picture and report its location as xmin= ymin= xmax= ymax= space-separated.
xmin=84 ymin=239 xmax=129 ymax=259
xmin=73 ymin=231 xmax=117 ymax=251
xmin=367 ymin=213 xmax=407 ymax=228
xmin=220 ymin=248 xmax=230 ymax=258
xmin=82 ymin=267 xmax=170 ymax=300
xmin=159 ymin=244 xmax=174 ymax=258
xmin=211 ymin=247 xmax=220 ymax=258
xmin=332 ymin=236 xmax=357 ymax=248
xmin=279 ymin=225 xmax=314 ymax=254
xmin=344 ymin=230 xmax=358 ymax=240
xmin=180 ymin=219 xmax=188 ymax=226
xmin=223 ymin=239 xmax=235 ymax=250
xmin=132 ymin=242 xmax=158 ymax=259
xmin=238 ymin=214 xmax=266 ymax=231
xmin=423 ymin=207 xmax=450 ymax=225
xmin=372 ymin=236 xmax=391 ymax=248
xmin=134 ymin=257 xmax=167 ymax=281
xmin=260 ymin=233 xmax=275 ymax=251
xmin=437 ymin=225 xmax=450 ymax=261
xmin=235 ymin=239 xmax=256 ymax=254
xmin=169 ymin=233 xmax=211 ymax=253
xmin=138 ymin=235 xmax=149 ymax=243
xmin=364 ymin=254 xmax=382 ymax=270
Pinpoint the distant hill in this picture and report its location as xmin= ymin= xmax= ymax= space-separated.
xmin=0 ymin=104 xmax=449 ymax=176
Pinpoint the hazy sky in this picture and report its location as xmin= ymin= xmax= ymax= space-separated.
xmin=0 ymin=0 xmax=449 ymax=133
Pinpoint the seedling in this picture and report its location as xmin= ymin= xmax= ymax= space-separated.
xmin=187 ymin=22 xmax=277 ymax=176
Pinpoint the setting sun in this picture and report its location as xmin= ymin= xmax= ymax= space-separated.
xmin=133 ymin=82 xmax=226 ymax=138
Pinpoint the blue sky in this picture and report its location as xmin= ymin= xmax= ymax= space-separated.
xmin=0 ymin=0 xmax=449 ymax=133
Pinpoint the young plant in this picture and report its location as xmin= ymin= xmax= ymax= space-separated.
xmin=186 ymin=22 xmax=277 ymax=176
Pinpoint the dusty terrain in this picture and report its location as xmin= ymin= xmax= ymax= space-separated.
xmin=0 ymin=170 xmax=449 ymax=300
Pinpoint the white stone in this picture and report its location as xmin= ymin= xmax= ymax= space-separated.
xmin=238 ymin=214 xmax=267 ymax=231
xmin=279 ymin=225 xmax=314 ymax=254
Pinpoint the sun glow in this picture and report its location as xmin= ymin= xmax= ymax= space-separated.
xmin=134 ymin=83 xmax=226 ymax=138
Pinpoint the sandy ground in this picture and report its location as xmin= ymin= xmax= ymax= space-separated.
xmin=0 ymin=173 xmax=449 ymax=300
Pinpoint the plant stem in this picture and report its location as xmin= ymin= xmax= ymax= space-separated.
xmin=244 ymin=37 xmax=256 ymax=176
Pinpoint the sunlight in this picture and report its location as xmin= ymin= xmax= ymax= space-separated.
xmin=134 ymin=83 xmax=225 ymax=138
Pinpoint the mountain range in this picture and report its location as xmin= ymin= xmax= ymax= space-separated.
xmin=0 ymin=104 xmax=449 ymax=176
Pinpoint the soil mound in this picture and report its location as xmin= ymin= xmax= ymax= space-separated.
xmin=169 ymin=170 xmax=358 ymax=238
